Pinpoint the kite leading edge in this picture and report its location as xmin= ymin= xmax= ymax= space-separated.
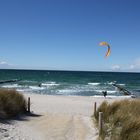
xmin=99 ymin=42 xmax=111 ymax=58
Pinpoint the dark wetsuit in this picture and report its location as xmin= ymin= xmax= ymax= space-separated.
xmin=102 ymin=91 xmax=107 ymax=98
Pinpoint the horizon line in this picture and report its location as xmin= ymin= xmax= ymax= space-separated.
xmin=0 ymin=68 xmax=140 ymax=74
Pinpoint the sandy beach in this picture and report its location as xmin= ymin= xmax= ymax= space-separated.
xmin=0 ymin=93 xmax=132 ymax=140
xmin=0 ymin=0 xmax=140 ymax=139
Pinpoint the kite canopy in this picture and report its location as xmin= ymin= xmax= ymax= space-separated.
xmin=99 ymin=42 xmax=111 ymax=58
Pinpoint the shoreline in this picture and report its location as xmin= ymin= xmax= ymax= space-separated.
xmin=22 ymin=91 xmax=134 ymax=98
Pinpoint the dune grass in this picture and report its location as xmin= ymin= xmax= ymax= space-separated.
xmin=94 ymin=99 xmax=140 ymax=140
xmin=0 ymin=88 xmax=27 ymax=119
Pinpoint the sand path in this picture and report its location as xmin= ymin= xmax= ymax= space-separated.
xmin=21 ymin=113 xmax=98 ymax=140
xmin=21 ymin=94 xmax=99 ymax=140
xmin=14 ymin=94 xmax=100 ymax=140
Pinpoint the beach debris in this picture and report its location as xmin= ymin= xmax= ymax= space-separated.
xmin=99 ymin=42 xmax=111 ymax=58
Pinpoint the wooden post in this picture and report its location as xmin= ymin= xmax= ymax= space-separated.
xmin=99 ymin=112 xmax=103 ymax=135
xmin=94 ymin=102 xmax=97 ymax=116
xmin=28 ymin=97 xmax=30 ymax=113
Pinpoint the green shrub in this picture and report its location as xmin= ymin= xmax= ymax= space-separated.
xmin=0 ymin=88 xmax=27 ymax=119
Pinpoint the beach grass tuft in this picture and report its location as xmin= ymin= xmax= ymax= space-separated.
xmin=0 ymin=88 xmax=27 ymax=119
xmin=94 ymin=99 xmax=140 ymax=140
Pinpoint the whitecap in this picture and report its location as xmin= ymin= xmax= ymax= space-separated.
xmin=94 ymin=90 xmax=103 ymax=93
xmin=42 ymin=82 xmax=60 ymax=86
xmin=91 ymin=95 xmax=132 ymax=98
xmin=58 ymin=89 xmax=76 ymax=93
xmin=29 ymin=86 xmax=45 ymax=90
xmin=88 ymin=83 xmax=100 ymax=86
xmin=94 ymin=90 xmax=116 ymax=94
xmin=57 ymin=89 xmax=82 ymax=93
xmin=107 ymin=91 xmax=117 ymax=94
xmin=1 ymin=84 xmax=22 ymax=88
xmin=16 ymin=89 xmax=25 ymax=92
xmin=118 ymin=84 xmax=125 ymax=86
xmin=108 ymin=81 xmax=116 ymax=85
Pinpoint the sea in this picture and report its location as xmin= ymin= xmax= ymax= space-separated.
xmin=0 ymin=69 xmax=140 ymax=97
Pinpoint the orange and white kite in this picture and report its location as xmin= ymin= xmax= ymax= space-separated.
xmin=99 ymin=42 xmax=111 ymax=58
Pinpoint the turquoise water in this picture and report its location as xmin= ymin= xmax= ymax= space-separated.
xmin=0 ymin=69 xmax=140 ymax=96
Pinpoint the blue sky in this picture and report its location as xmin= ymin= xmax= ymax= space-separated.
xmin=0 ymin=0 xmax=140 ymax=72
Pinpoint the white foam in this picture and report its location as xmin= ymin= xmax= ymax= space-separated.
xmin=58 ymin=89 xmax=78 ymax=93
xmin=94 ymin=90 xmax=103 ymax=93
xmin=22 ymin=80 xmax=37 ymax=83
xmin=16 ymin=89 xmax=25 ymax=92
xmin=1 ymin=84 xmax=22 ymax=88
xmin=94 ymin=90 xmax=116 ymax=94
xmin=108 ymin=91 xmax=117 ymax=94
xmin=29 ymin=86 xmax=45 ymax=90
xmin=118 ymin=84 xmax=125 ymax=86
xmin=42 ymin=82 xmax=60 ymax=86
xmin=92 ymin=95 xmax=132 ymax=98
xmin=107 ymin=82 xmax=125 ymax=86
xmin=88 ymin=83 xmax=100 ymax=86
xmin=108 ymin=81 xmax=117 ymax=85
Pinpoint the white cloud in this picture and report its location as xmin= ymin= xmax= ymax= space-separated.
xmin=129 ymin=58 xmax=140 ymax=70
xmin=134 ymin=58 xmax=140 ymax=67
xmin=111 ymin=65 xmax=121 ymax=71
xmin=110 ymin=58 xmax=140 ymax=72
xmin=0 ymin=60 xmax=13 ymax=68
xmin=130 ymin=65 xmax=135 ymax=69
xmin=0 ymin=61 xmax=8 ymax=65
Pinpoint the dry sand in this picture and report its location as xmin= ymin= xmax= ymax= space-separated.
xmin=0 ymin=93 xmax=132 ymax=140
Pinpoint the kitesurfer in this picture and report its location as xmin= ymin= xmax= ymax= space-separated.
xmin=38 ymin=83 xmax=42 ymax=87
xmin=102 ymin=91 xmax=107 ymax=98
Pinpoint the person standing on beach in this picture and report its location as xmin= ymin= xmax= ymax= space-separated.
xmin=38 ymin=83 xmax=42 ymax=87
xmin=102 ymin=91 xmax=107 ymax=98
